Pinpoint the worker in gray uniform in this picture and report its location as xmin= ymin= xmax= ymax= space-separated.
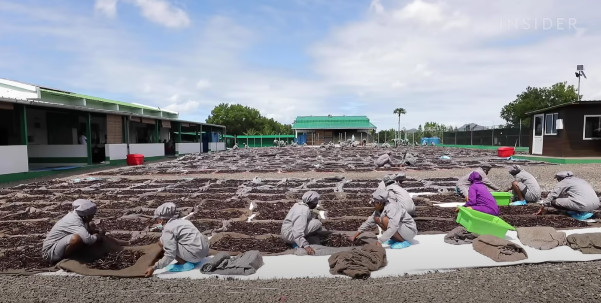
xmin=456 ymin=163 xmax=500 ymax=197
xmin=42 ymin=199 xmax=103 ymax=264
xmin=145 ymin=202 xmax=209 ymax=277
xmin=536 ymin=171 xmax=600 ymax=220
xmin=281 ymin=191 xmax=323 ymax=255
xmin=377 ymin=173 xmax=416 ymax=216
xmin=375 ymin=151 xmax=395 ymax=168
xmin=506 ymin=165 xmax=541 ymax=205
xmin=350 ymin=189 xmax=417 ymax=249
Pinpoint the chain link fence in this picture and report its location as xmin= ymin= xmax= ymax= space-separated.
xmin=442 ymin=126 xmax=529 ymax=147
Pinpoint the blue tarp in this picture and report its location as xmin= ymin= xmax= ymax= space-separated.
xmin=420 ymin=137 xmax=441 ymax=145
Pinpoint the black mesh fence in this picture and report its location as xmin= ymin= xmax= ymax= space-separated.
xmin=442 ymin=127 xmax=529 ymax=147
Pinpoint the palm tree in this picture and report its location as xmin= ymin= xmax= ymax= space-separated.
xmin=393 ymin=108 xmax=406 ymax=144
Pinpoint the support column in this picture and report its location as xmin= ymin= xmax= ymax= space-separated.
xmin=199 ymin=124 xmax=203 ymax=153
xmin=155 ymin=120 xmax=160 ymax=143
xmin=86 ymin=113 xmax=92 ymax=165
xmin=19 ymin=104 xmax=28 ymax=145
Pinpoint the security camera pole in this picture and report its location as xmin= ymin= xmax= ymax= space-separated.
xmin=575 ymin=65 xmax=587 ymax=101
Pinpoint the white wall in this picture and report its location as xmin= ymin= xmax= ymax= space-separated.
xmin=129 ymin=143 xmax=164 ymax=157
xmin=0 ymin=145 xmax=28 ymax=174
xmin=27 ymin=144 xmax=87 ymax=157
xmin=0 ymin=79 xmax=38 ymax=100
xmin=105 ymin=144 xmax=128 ymax=160
xmin=177 ymin=142 xmax=200 ymax=154
xmin=208 ymin=142 xmax=226 ymax=152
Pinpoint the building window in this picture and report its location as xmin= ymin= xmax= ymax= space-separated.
xmin=544 ymin=113 xmax=558 ymax=135
xmin=583 ymin=115 xmax=601 ymax=140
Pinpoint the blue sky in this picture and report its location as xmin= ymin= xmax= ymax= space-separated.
xmin=1 ymin=0 xmax=600 ymax=130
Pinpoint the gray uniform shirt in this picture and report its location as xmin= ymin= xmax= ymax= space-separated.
xmin=456 ymin=168 xmax=500 ymax=194
xmin=542 ymin=177 xmax=600 ymax=210
xmin=357 ymin=202 xmax=417 ymax=244
xmin=42 ymin=212 xmax=97 ymax=259
xmin=154 ymin=219 xmax=209 ymax=269
xmin=375 ymin=154 xmax=392 ymax=167
xmin=385 ymin=183 xmax=416 ymax=216
xmin=281 ymin=203 xmax=312 ymax=248
xmin=514 ymin=170 xmax=541 ymax=200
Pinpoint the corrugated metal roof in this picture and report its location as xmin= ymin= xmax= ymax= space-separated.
xmin=292 ymin=116 xmax=376 ymax=130
xmin=40 ymin=88 xmax=171 ymax=112
xmin=525 ymin=100 xmax=601 ymax=115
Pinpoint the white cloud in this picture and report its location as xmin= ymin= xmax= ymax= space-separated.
xmin=94 ymin=0 xmax=190 ymax=28
xmin=130 ymin=0 xmax=190 ymax=28
xmin=94 ymin=0 xmax=118 ymax=18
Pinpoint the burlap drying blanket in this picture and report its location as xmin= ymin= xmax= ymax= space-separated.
xmin=517 ymin=227 xmax=567 ymax=250
xmin=58 ymin=237 xmax=162 ymax=278
xmin=472 ymin=235 xmax=528 ymax=262
xmin=566 ymin=233 xmax=601 ymax=254
xmin=328 ymin=243 xmax=387 ymax=279
xmin=444 ymin=226 xmax=478 ymax=245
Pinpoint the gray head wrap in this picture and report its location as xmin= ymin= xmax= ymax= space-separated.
xmin=555 ymin=171 xmax=574 ymax=179
xmin=382 ymin=175 xmax=394 ymax=185
xmin=508 ymin=165 xmax=521 ymax=175
xmin=480 ymin=163 xmax=492 ymax=170
xmin=394 ymin=173 xmax=406 ymax=181
xmin=302 ymin=191 xmax=320 ymax=204
xmin=154 ymin=202 xmax=178 ymax=219
xmin=371 ymin=189 xmax=389 ymax=203
xmin=73 ymin=199 xmax=97 ymax=217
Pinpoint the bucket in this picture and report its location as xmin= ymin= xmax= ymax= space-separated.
xmin=497 ymin=147 xmax=515 ymax=157
xmin=126 ymin=154 xmax=144 ymax=166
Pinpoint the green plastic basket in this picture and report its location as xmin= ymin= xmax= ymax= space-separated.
xmin=491 ymin=192 xmax=513 ymax=206
xmin=456 ymin=207 xmax=515 ymax=238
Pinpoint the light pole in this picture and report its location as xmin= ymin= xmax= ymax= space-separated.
xmin=575 ymin=65 xmax=586 ymax=101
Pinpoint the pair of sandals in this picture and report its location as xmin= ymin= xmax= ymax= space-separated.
xmin=383 ymin=239 xmax=412 ymax=249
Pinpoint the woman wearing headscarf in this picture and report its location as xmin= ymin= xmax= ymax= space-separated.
xmin=459 ymin=171 xmax=499 ymax=216
xmin=280 ymin=191 xmax=323 ymax=255
xmin=455 ymin=163 xmax=500 ymax=197
xmin=350 ymin=189 xmax=417 ymax=249
xmin=42 ymin=199 xmax=103 ymax=263
xmin=506 ymin=165 xmax=541 ymax=205
xmin=145 ymin=202 xmax=209 ymax=277
xmin=536 ymin=171 xmax=599 ymax=220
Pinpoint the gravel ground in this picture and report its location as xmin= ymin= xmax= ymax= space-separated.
xmin=1 ymin=260 xmax=600 ymax=302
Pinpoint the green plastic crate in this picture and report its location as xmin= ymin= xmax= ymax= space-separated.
xmin=491 ymin=192 xmax=513 ymax=206
xmin=456 ymin=207 xmax=515 ymax=238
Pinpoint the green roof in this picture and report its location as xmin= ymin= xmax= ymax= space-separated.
xmin=292 ymin=116 xmax=376 ymax=130
xmin=237 ymin=135 xmax=295 ymax=139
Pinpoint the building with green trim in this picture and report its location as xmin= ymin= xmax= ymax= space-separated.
xmin=292 ymin=115 xmax=377 ymax=145
xmin=0 ymin=78 xmax=225 ymax=176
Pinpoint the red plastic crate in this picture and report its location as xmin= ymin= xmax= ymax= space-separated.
xmin=126 ymin=154 xmax=144 ymax=165
xmin=497 ymin=147 xmax=514 ymax=158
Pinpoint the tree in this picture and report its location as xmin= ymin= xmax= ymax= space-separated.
xmin=500 ymin=82 xmax=578 ymax=127
xmin=393 ymin=108 xmax=406 ymax=142
xmin=206 ymin=103 xmax=293 ymax=136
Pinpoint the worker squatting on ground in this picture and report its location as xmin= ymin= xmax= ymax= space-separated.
xmin=378 ymin=173 xmax=416 ymax=216
xmin=280 ymin=191 xmax=323 ymax=255
xmin=350 ymin=189 xmax=417 ymax=249
xmin=374 ymin=152 xmax=396 ymax=168
xmin=536 ymin=171 xmax=600 ymax=220
xmin=506 ymin=165 xmax=541 ymax=205
xmin=42 ymin=199 xmax=104 ymax=264
xmin=455 ymin=163 xmax=500 ymax=197
xmin=457 ymin=171 xmax=499 ymax=216
xmin=145 ymin=202 xmax=210 ymax=277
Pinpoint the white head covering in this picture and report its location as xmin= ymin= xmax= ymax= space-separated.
xmin=73 ymin=199 xmax=97 ymax=216
xmin=371 ymin=189 xmax=389 ymax=203
xmin=302 ymin=191 xmax=320 ymax=204
xmin=154 ymin=202 xmax=178 ymax=219
xmin=555 ymin=171 xmax=574 ymax=179
xmin=508 ymin=165 xmax=522 ymax=175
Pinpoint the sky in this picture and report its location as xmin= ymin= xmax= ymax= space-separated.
xmin=1 ymin=0 xmax=600 ymax=131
